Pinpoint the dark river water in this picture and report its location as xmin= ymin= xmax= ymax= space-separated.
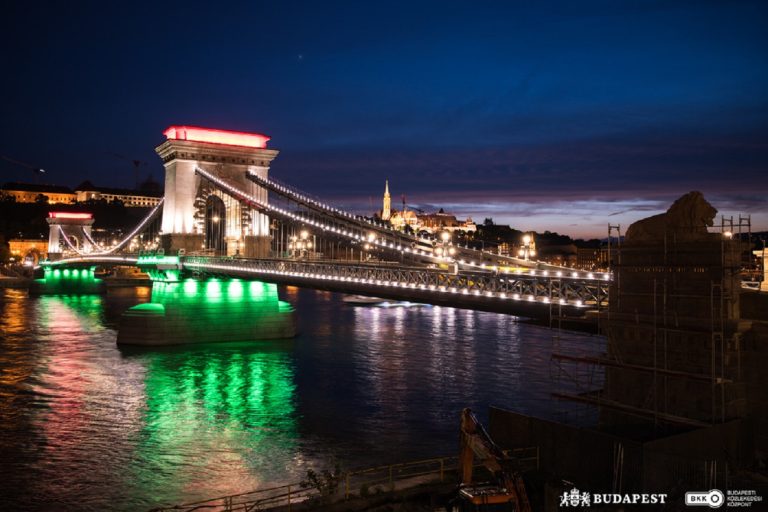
xmin=0 ymin=285 xmax=602 ymax=511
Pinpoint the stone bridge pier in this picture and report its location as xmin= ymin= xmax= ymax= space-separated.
xmin=155 ymin=126 xmax=279 ymax=257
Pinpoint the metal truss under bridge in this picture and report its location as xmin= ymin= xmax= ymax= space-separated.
xmin=181 ymin=256 xmax=609 ymax=314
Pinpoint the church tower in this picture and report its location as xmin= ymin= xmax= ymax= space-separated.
xmin=382 ymin=180 xmax=391 ymax=221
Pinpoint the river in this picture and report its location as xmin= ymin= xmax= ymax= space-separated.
xmin=0 ymin=286 xmax=602 ymax=511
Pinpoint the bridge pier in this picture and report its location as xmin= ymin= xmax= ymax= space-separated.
xmin=29 ymin=266 xmax=105 ymax=295
xmin=116 ymin=277 xmax=296 ymax=346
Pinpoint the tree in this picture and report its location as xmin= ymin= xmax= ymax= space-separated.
xmin=483 ymin=217 xmax=494 ymax=226
xmin=34 ymin=193 xmax=49 ymax=204
xmin=300 ymin=464 xmax=343 ymax=504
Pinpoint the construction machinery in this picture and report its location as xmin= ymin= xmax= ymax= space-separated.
xmin=454 ymin=408 xmax=531 ymax=512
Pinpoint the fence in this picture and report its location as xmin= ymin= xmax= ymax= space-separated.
xmin=149 ymin=449 xmax=539 ymax=512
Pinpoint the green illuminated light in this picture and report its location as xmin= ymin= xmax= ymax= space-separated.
xmin=119 ymin=278 xmax=296 ymax=345
xmin=132 ymin=303 xmax=166 ymax=313
xmin=35 ymin=265 xmax=104 ymax=295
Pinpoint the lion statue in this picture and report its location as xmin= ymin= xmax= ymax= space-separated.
xmin=624 ymin=191 xmax=718 ymax=243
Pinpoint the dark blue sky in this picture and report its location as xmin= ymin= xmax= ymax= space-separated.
xmin=2 ymin=0 xmax=766 ymax=237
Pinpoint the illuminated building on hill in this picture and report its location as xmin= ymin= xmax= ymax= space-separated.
xmin=377 ymin=181 xmax=476 ymax=234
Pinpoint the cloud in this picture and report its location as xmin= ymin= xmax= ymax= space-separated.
xmin=273 ymin=129 xmax=768 ymax=237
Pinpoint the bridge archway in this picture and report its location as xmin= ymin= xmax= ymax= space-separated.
xmin=24 ymin=247 xmax=42 ymax=265
xmin=204 ymin=195 xmax=226 ymax=253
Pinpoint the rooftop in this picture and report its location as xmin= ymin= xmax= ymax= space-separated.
xmin=2 ymin=182 xmax=73 ymax=194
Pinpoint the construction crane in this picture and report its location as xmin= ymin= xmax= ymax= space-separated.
xmin=1 ymin=155 xmax=46 ymax=183
xmin=109 ymin=152 xmax=148 ymax=188
xmin=454 ymin=408 xmax=531 ymax=512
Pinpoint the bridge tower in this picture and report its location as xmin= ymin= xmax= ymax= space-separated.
xmin=46 ymin=211 xmax=94 ymax=259
xmin=155 ymin=126 xmax=279 ymax=257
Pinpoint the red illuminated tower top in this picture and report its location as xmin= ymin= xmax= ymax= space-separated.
xmin=163 ymin=126 xmax=270 ymax=149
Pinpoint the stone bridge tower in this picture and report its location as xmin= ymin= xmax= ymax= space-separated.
xmin=155 ymin=126 xmax=278 ymax=257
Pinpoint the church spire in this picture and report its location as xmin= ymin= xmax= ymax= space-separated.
xmin=382 ymin=180 xmax=391 ymax=221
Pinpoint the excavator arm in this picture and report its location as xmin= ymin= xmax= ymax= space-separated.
xmin=458 ymin=408 xmax=531 ymax=512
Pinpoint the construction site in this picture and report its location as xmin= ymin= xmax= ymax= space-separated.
xmin=488 ymin=192 xmax=768 ymax=509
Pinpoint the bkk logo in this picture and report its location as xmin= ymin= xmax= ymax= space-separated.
xmin=684 ymin=490 xmax=724 ymax=508
xmin=560 ymin=488 xmax=668 ymax=507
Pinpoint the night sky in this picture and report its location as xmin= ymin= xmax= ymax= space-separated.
xmin=2 ymin=1 xmax=766 ymax=238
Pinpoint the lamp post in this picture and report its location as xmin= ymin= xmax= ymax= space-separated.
xmin=435 ymin=231 xmax=457 ymax=262
xmin=300 ymin=230 xmax=313 ymax=259
xmin=518 ymin=233 xmax=536 ymax=261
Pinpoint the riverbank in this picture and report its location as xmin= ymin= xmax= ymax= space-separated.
xmin=0 ymin=276 xmax=30 ymax=288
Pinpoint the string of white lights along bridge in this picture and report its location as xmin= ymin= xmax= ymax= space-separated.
xmin=182 ymin=259 xmax=592 ymax=308
xmin=246 ymin=170 xmax=432 ymax=244
xmin=207 ymin=167 xmax=609 ymax=281
xmin=198 ymin=167 xmax=450 ymax=263
xmin=80 ymin=226 xmax=107 ymax=252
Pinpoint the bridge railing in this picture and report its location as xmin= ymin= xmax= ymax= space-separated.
xmin=181 ymin=257 xmax=610 ymax=308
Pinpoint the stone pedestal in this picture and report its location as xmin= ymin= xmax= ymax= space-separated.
xmin=161 ymin=233 xmax=204 ymax=255
xmin=602 ymin=239 xmax=749 ymax=427
xmin=243 ymin=235 xmax=271 ymax=258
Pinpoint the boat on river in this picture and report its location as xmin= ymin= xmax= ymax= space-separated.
xmin=342 ymin=295 xmax=426 ymax=307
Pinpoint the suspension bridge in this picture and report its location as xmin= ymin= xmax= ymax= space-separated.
xmin=36 ymin=125 xmax=611 ymax=320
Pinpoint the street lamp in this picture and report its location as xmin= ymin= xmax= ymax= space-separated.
xmin=288 ymin=230 xmax=313 ymax=259
xmin=518 ymin=233 xmax=536 ymax=261
xmin=437 ymin=230 xmax=455 ymax=261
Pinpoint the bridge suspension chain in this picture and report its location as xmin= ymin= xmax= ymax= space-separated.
xmin=198 ymin=166 xmax=613 ymax=279
xmin=56 ymin=198 xmax=164 ymax=256
xmin=80 ymin=227 xmax=107 ymax=253
xmin=58 ymin=226 xmax=85 ymax=254
xmin=196 ymin=167 xmax=442 ymax=264
xmin=246 ymin=170 xmax=431 ymax=247
xmin=245 ymin=169 xmax=596 ymax=273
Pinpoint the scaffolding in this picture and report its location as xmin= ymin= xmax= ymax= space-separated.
xmin=551 ymin=217 xmax=752 ymax=430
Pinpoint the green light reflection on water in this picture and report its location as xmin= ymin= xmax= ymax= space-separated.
xmin=183 ymin=278 xmax=198 ymax=294
xmin=118 ymin=277 xmax=299 ymax=503
xmin=131 ymin=342 xmax=299 ymax=504
xmin=228 ymin=279 xmax=244 ymax=299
